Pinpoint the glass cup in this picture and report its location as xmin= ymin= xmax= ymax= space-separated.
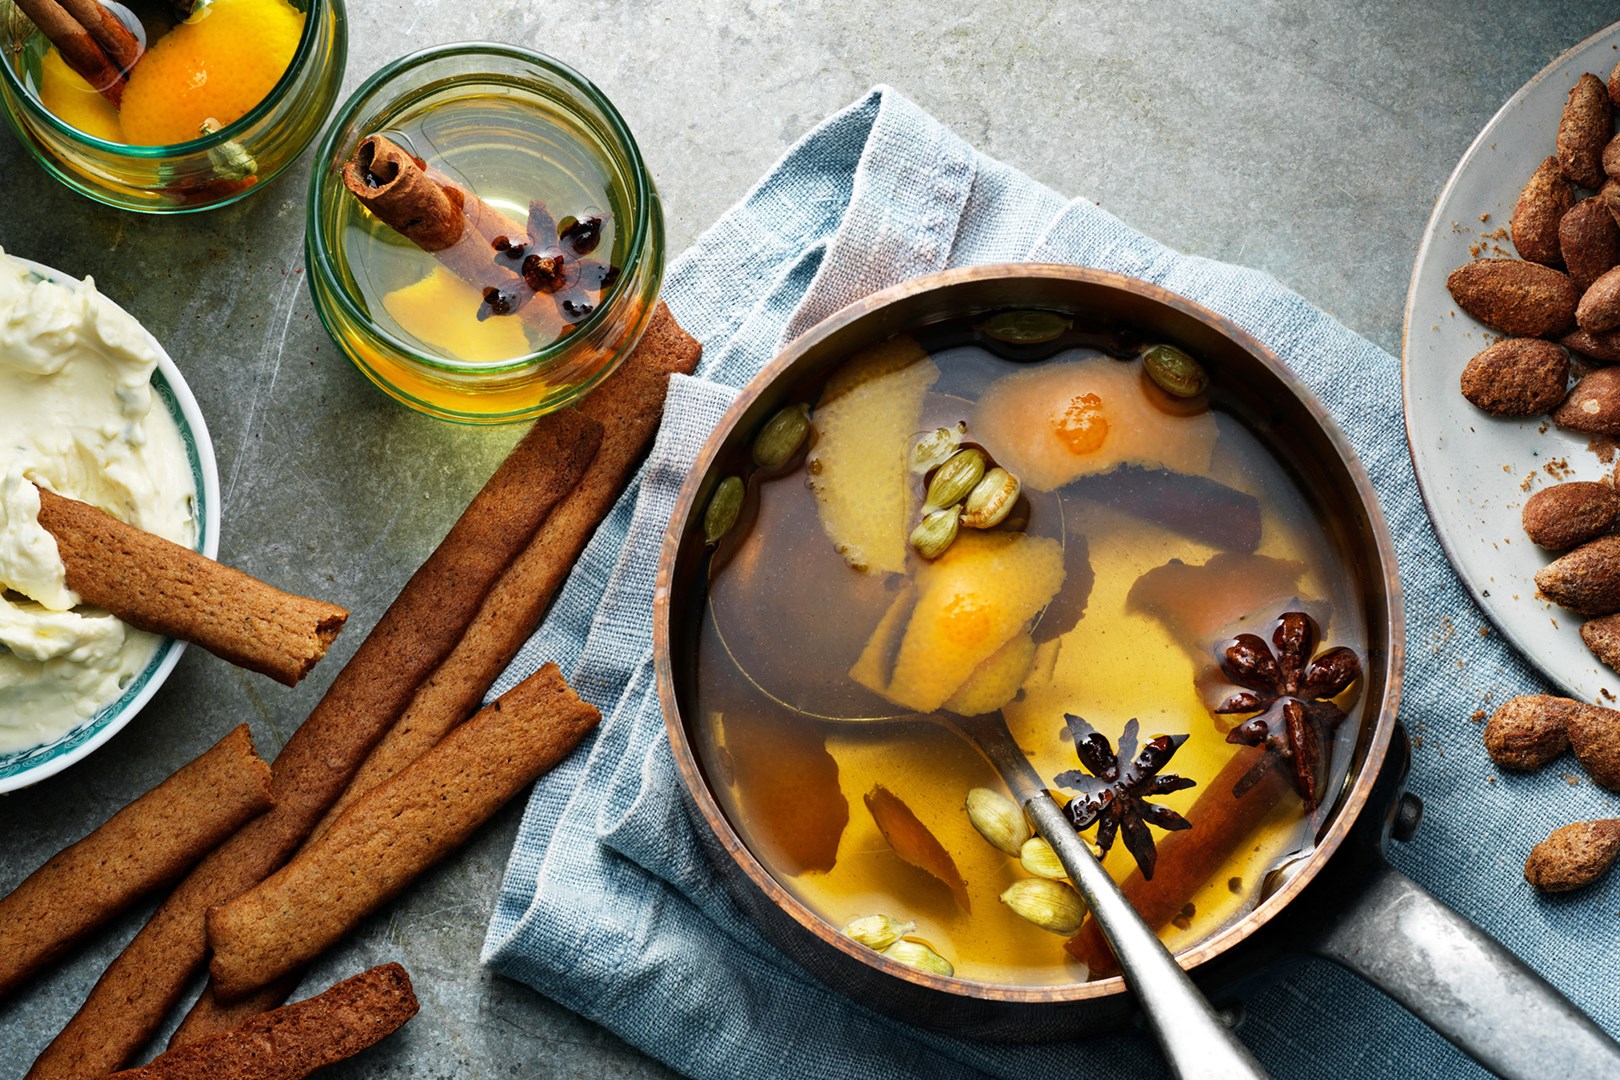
xmin=0 ymin=0 xmax=347 ymax=212
xmin=305 ymin=43 xmax=665 ymax=424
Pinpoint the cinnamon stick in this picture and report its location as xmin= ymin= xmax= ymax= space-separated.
xmin=342 ymin=134 xmax=519 ymax=253
xmin=1065 ymin=745 xmax=1295 ymax=975
xmin=341 ymin=135 xmax=561 ymax=339
xmin=25 ymin=411 xmax=603 ymax=1080
xmin=55 ymin=0 xmax=141 ymax=72
xmin=14 ymin=0 xmax=126 ymax=105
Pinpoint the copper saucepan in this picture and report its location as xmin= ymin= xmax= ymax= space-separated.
xmin=651 ymin=265 xmax=1619 ymax=1076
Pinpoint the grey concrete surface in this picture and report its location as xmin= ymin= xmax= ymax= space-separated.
xmin=0 ymin=2 xmax=1613 ymax=1078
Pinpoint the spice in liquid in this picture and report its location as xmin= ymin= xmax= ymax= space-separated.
xmin=333 ymin=91 xmax=625 ymax=379
xmin=691 ymin=320 xmax=1367 ymax=985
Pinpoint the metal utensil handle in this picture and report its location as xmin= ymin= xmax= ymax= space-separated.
xmin=1024 ymin=795 xmax=1270 ymax=1080
xmin=1304 ymin=855 xmax=1620 ymax=1080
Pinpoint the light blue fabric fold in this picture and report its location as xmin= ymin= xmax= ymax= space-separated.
xmin=483 ymin=86 xmax=1617 ymax=1079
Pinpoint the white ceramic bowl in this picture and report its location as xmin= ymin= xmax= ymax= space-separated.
xmin=0 ymin=257 xmax=220 ymax=793
xmin=1403 ymin=21 xmax=1620 ymax=699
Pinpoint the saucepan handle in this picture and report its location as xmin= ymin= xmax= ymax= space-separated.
xmin=1298 ymin=852 xmax=1620 ymax=1079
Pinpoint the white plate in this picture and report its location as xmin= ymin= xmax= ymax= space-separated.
xmin=0 ymin=258 xmax=220 ymax=793
xmin=1404 ymin=22 xmax=1620 ymax=700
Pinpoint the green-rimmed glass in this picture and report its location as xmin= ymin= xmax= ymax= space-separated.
xmin=305 ymin=43 xmax=665 ymax=424
xmin=0 ymin=0 xmax=347 ymax=212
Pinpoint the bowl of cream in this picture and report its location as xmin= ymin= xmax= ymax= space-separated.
xmin=0 ymin=249 xmax=219 ymax=793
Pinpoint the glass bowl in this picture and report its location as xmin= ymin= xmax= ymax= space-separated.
xmin=305 ymin=42 xmax=665 ymax=424
xmin=0 ymin=258 xmax=220 ymax=793
xmin=0 ymin=0 xmax=347 ymax=213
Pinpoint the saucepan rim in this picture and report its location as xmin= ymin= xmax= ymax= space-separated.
xmin=653 ymin=262 xmax=1405 ymax=1006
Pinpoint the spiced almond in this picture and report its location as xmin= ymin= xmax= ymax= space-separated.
xmin=1576 ymin=264 xmax=1620 ymax=333
xmin=1567 ymin=698 xmax=1620 ymax=789
xmin=1521 ymin=481 xmax=1619 ymax=550
xmin=1524 ymin=819 xmax=1620 ymax=893
xmin=1459 ymin=338 xmax=1568 ymax=415
xmin=1535 ymin=533 xmax=1620 ymax=613
xmin=1446 ymin=259 xmax=1579 ymax=338
xmin=1606 ymin=133 xmax=1620 ymax=181
xmin=1552 ymin=366 xmax=1620 ymax=433
xmin=1611 ymin=59 xmax=1620 ymax=107
xmin=1603 ymin=180 xmax=1620 ymax=230
xmin=1483 ymin=694 xmax=1574 ymax=769
xmin=1562 ymin=327 xmax=1620 ymax=363
xmin=1581 ymin=613 xmax=1620 ymax=674
xmin=1559 ymin=198 xmax=1620 ymax=291
xmin=1557 ymin=72 xmax=1611 ymax=189
xmin=1511 ymin=156 xmax=1573 ymax=266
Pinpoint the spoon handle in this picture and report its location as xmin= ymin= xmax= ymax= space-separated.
xmin=1023 ymin=795 xmax=1270 ymax=1080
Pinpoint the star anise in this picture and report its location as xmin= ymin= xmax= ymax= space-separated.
xmin=476 ymin=200 xmax=618 ymax=326
xmin=1213 ymin=610 xmax=1361 ymax=811
xmin=1055 ymin=715 xmax=1196 ymax=880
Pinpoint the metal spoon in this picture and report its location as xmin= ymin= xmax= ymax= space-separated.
xmin=705 ymin=451 xmax=1265 ymax=1073
xmin=949 ymin=709 xmax=1269 ymax=1080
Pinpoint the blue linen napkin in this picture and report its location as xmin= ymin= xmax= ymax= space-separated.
xmin=481 ymin=87 xmax=1618 ymax=1079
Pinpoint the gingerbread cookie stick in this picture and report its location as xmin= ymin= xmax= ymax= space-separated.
xmin=33 ymin=487 xmax=349 ymax=687
xmin=168 ymin=977 xmax=296 ymax=1049
xmin=206 ymin=664 xmax=599 ymax=999
xmin=168 ymin=303 xmax=699 ymax=1046
xmin=27 ymin=411 xmax=602 ymax=1080
xmin=106 ymin=963 xmax=417 ymax=1080
xmin=316 ymin=302 xmax=700 ymax=837
xmin=0 ymin=726 xmax=272 ymax=1001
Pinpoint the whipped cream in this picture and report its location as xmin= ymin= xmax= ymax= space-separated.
xmin=0 ymin=249 xmax=196 ymax=753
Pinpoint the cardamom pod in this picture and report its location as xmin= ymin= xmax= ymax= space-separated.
xmin=979 ymin=310 xmax=1072 ymax=345
xmin=752 ymin=403 xmax=812 ymax=470
xmin=961 ymin=467 xmax=1019 ymax=529
xmin=1018 ymin=836 xmax=1099 ymax=879
xmin=925 ymin=448 xmax=986 ymax=510
xmin=200 ymin=119 xmax=257 ymax=181
xmin=1143 ymin=344 xmax=1209 ymax=399
xmin=703 ymin=476 xmax=744 ymax=545
xmin=909 ymin=423 xmax=965 ymax=474
xmin=1000 ymin=878 xmax=1087 ymax=935
xmin=966 ymin=787 xmax=1029 ymax=857
xmin=909 ymin=505 xmax=961 ymax=560
xmin=882 ymin=938 xmax=955 ymax=977
xmin=1018 ymin=837 xmax=1067 ymax=880
xmin=842 ymin=914 xmax=915 ymax=951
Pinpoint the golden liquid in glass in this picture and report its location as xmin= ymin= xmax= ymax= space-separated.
xmin=323 ymin=91 xmax=628 ymax=416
